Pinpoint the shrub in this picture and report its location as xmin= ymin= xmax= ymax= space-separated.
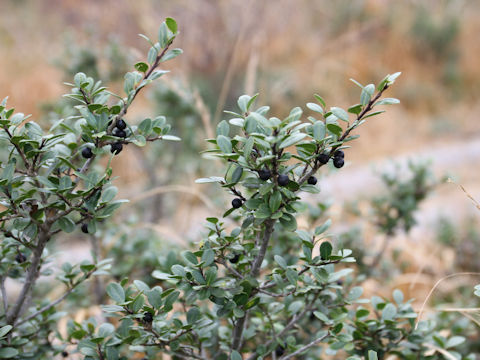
xmin=0 ymin=17 xmax=474 ymax=360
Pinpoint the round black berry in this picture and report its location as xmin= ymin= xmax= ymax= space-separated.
xmin=15 ymin=253 xmax=26 ymax=263
xmin=110 ymin=142 xmax=123 ymax=155
xmin=115 ymin=119 xmax=127 ymax=130
xmin=277 ymin=174 xmax=289 ymax=186
xmin=81 ymin=223 xmax=89 ymax=234
xmin=143 ymin=311 xmax=153 ymax=323
xmin=334 ymin=150 xmax=344 ymax=159
xmin=275 ymin=345 xmax=285 ymax=356
xmin=231 ymin=198 xmax=243 ymax=209
xmin=229 ymin=254 xmax=240 ymax=263
xmin=113 ymin=128 xmax=127 ymax=138
xmin=81 ymin=147 xmax=93 ymax=159
xmin=307 ymin=176 xmax=317 ymax=185
xmin=61 ymin=351 xmax=68 ymax=358
xmin=333 ymin=157 xmax=344 ymax=168
xmin=317 ymin=153 xmax=329 ymax=164
xmin=258 ymin=168 xmax=271 ymax=181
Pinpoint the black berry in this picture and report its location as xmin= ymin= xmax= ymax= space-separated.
xmin=115 ymin=119 xmax=127 ymax=130
xmin=143 ymin=311 xmax=153 ymax=323
xmin=277 ymin=174 xmax=289 ymax=186
xmin=229 ymin=254 xmax=240 ymax=263
xmin=81 ymin=147 xmax=93 ymax=159
xmin=307 ymin=176 xmax=317 ymax=185
xmin=334 ymin=150 xmax=344 ymax=159
xmin=15 ymin=253 xmax=27 ymax=263
xmin=275 ymin=345 xmax=285 ymax=356
xmin=231 ymin=198 xmax=243 ymax=209
xmin=110 ymin=142 xmax=123 ymax=155
xmin=258 ymin=168 xmax=271 ymax=181
xmin=113 ymin=128 xmax=127 ymax=138
xmin=61 ymin=351 xmax=68 ymax=357
xmin=81 ymin=223 xmax=89 ymax=234
xmin=317 ymin=153 xmax=329 ymax=164
xmin=333 ymin=157 xmax=344 ymax=168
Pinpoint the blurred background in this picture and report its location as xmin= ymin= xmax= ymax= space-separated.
xmin=2 ymin=0 xmax=480 ymax=347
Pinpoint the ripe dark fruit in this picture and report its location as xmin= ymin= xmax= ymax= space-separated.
xmin=231 ymin=198 xmax=243 ymax=209
xmin=258 ymin=168 xmax=271 ymax=181
xmin=143 ymin=311 xmax=153 ymax=323
xmin=81 ymin=223 xmax=89 ymax=234
xmin=317 ymin=153 xmax=329 ymax=164
xmin=275 ymin=345 xmax=285 ymax=356
xmin=61 ymin=351 xmax=68 ymax=358
xmin=113 ymin=128 xmax=127 ymax=138
xmin=230 ymin=254 xmax=240 ymax=263
xmin=307 ymin=176 xmax=317 ymax=185
xmin=15 ymin=253 xmax=26 ymax=263
xmin=277 ymin=174 xmax=289 ymax=186
xmin=333 ymin=157 xmax=344 ymax=168
xmin=81 ymin=147 xmax=93 ymax=159
xmin=334 ymin=150 xmax=344 ymax=159
xmin=111 ymin=142 xmax=123 ymax=154
xmin=115 ymin=119 xmax=127 ymax=130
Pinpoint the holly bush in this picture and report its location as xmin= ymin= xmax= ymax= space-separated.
xmin=0 ymin=17 xmax=474 ymax=360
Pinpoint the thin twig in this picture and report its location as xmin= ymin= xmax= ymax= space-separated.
xmin=278 ymin=332 xmax=329 ymax=360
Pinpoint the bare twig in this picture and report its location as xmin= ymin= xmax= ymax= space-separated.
xmin=278 ymin=332 xmax=329 ymax=360
xmin=6 ymin=229 xmax=50 ymax=325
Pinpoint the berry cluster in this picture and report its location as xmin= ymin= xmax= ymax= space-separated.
xmin=80 ymin=119 xmax=128 ymax=159
xmin=316 ymin=149 xmax=345 ymax=168
xmin=333 ymin=149 xmax=344 ymax=168
xmin=110 ymin=119 xmax=127 ymax=155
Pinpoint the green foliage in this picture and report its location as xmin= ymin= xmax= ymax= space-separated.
xmin=0 ymin=14 xmax=475 ymax=360
xmin=0 ymin=18 xmax=182 ymax=358
xmin=371 ymin=161 xmax=437 ymax=235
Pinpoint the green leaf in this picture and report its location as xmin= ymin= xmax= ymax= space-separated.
xmin=134 ymin=62 xmax=148 ymax=73
xmin=381 ymin=303 xmax=397 ymax=321
xmin=201 ymin=249 xmax=215 ymax=266
xmin=320 ymin=242 xmax=332 ymax=260
xmin=106 ymin=282 xmax=125 ymax=303
xmin=269 ymin=191 xmax=282 ymax=212
xmin=326 ymin=123 xmax=342 ymax=137
xmin=231 ymin=166 xmax=243 ymax=183
xmin=312 ymin=121 xmax=325 ymax=141
xmin=217 ymin=135 xmax=232 ymax=153
xmin=314 ymin=94 xmax=326 ymax=108
xmin=446 ymin=336 xmax=465 ymax=349
xmin=183 ymin=251 xmax=198 ymax=265
xmin=0 ymin=325 xmax=12 ymax=338
xmin=231 ymin=350 xmax=242 ymax=360
xmin=361 ymin=84 xmax=375 ymax=106
xmin=158 ymin=22 xmax=169 ymax=47
xmin=187 ymin=307 xmax=200 ymax=324
xmin=368 ymin=350 xmax=378 ymax=360
xmin=57 ymin=217 xmax=76 ymax=233
xmin=279 ymin=213 xmax=297 ymax=231
xmin=161 ymin=135 xmax=181 ymax=141
xmin=161 ymin=48 xmax=183 ymax=62
xmin=165 ymin=17 xmax=178 ymax=34
xmin=274 ymin=255 xmax=287 ymax=269
xmin=0 ymin=348 xmax=19 ymax=358
xmin=330 ymin=107 xmax=349 ymax=122
xmin=315 ymin=219 xmax=331 ymax=235
xmin=375 ymin=98 xmax=400 ymax=106
xmin=278 ymin=133 xmax=306 ymax=149
xmin=237 ymin=95 xmax=251 ymax=113
xmin=393 ymin=289 xmax=404 ymax=304
xmin=307 ymin=102 xmax=323 ymax=114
